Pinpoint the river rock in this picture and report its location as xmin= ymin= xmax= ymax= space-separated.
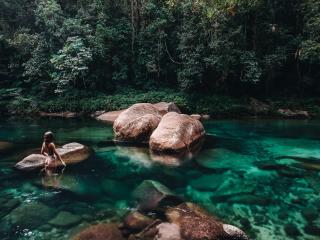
xmin=189 ymin=174 xmax=224 ymax=191
xmin=73 ymin=223 xmax=125 ymax=240
xmin=102 ymin=179 xmax=131 ymax=199
xmin=132 ymin=180 xmax=182 ymax=211
xmin=153 ymin=102 xmax=181 ymax=115
xmin=97 ymin=110 xmax=125 ymax=124
xmin=165 ymin=202 xmax=249 ymax=240
xmin=123 ymin=211 xmax=154 ymax=231
xmin=250 ymin=98 xmax=271 ymax=115
xmin=0 ymin=198 xmax=20 ymax=218
xmin=15 ymin=142 xmax=91 ymax=171
xmin=49 ymin=211 xmax=81 ymax=227
xmin=8 ymin=202 xmax=56 ymax=229
xmin=190 ymin=114 xmax=202 ymax=121
xmin=150 ymin=112 xmax=205 ymax=153
xmin=156 ymin=223 xmax=181 ymax=240
xmin=277 ymin=109 xmax=310 ymax=119
xmin=113 ymin=103 xmax=162 ymax=142
xmin=39 ymin=111 xmax=78 ymax=118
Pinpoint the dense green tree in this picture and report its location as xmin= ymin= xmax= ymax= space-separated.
xmin=0 ymin=0 xmax=320 ymax=98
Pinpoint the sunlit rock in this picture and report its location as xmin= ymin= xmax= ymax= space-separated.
xmin=156 ymin=223 xmax=181 ymax=240
xmin=97 ymin=110 xmax=125 ymax=124
xmin=73 ymin=223 xmax=125 ymax=240
xmin=15 ymin=142 xmax=91 ymax=171
xmin=153 ymin=102 xmax=181 ymax=116
xmin=113 ymin=103 xmax=161 ymax=142
xmin=150 ymin=112 xmax=205 ymax=153
xmin=165 ymin=202 xmax=249 ymax=240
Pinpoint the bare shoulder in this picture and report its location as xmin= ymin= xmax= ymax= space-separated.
xmin=48 ymin=143 xmax=56 ymax=149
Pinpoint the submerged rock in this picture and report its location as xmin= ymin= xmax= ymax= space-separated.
xmin=284 ymin=223 xmax=301 ymax=237
xmin=73 ymin=223 xmax=125 ymax=240
xmin=102 ymin=179 xmax=131 ymax=199
xmin=165 ymin=202 xmax=249 ymax=240
xmin=0 ymin=198 xmax=20 ymax=218
xmin=196 ymin=148 xmax=253 ymax=171
xmin=150 ymin=112 xmax=205 ymax=153
xmin=15 ymin=142 xmax=91 ymax=171
xmin=113 ymin=103 xmax=162 ymax=142
xmin=7 ymin=202 xmax=56 ymax=229
xmin=49 ymin=211 xmax=81 ymax=227
xmin=97 ymin=110 xmax=125 ymax=124
xmin=150 ymin=138 xmax=204 ymax=167
xmin=189 ymin=174 xmax=224 ymax=191
xmin=132 ymin=180 xmax=182 ymax=211
xmin=304 ymin=225 xmax=320 ymax=236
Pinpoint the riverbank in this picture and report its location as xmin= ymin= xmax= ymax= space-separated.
xmin=1 ymin=89 xmax=320 ymax=119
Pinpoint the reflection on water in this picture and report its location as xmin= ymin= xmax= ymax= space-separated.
xmin=0 ymin=118 xmax=320 ymax=239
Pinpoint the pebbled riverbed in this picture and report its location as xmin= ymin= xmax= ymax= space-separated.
xmin=0 ymin=118 xmax=320 ymax=240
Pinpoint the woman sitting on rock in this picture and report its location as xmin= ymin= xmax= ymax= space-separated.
xmin=41 ymin=131 xmax=66 ymax=169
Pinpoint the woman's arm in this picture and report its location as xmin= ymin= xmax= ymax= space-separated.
xmin=50 ymin=143 xmax=66 ymax=167
xmin=41 ymin=142 xmax=48 ymax=156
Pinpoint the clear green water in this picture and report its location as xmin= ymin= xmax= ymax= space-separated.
xmin=0 ymin=118 xmax=320 ymax=240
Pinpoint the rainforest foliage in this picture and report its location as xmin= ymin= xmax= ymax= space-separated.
xmin=0 ymin=0 xmax=320 ymax=106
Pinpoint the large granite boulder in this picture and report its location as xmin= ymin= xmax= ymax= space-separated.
xmin=165 ymin=202 xmax=249 ymax=240
xmin=96 ymin=110 xmax=125 ymax=124
xmin=15 ymin=142 xmax=91 ymax=171
xmin=150 ymin=112 xmax=205 ymax=153
xmin=132 ymin=180 xmax=182 ymax=212
xmin=113 ymin=103 xmax=162 ymax=142
xmin=73 ymin=223 xmax=125 ymax=240
xmin=153 ymin=102 xmax=181 ymax=116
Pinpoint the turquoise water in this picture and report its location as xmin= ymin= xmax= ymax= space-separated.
xmin=0 ymin=118 xmax=320 ymax=239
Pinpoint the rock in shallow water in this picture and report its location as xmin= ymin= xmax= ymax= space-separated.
xmin=97 ymin=110 xmax=125 ymax=123
xmin=165 ymin=202 xmax=249 ymax=240
xmin=155 ymin=223 xmax=181 ymax=240
xmin=132 ymin=180 xmax=183 ymax=212
xmin=73 ymin=223 xmax=125 ymax=240
xmin=113 ymin=103 xmax=162 ymax=142
xmin=7 ymin=202 xmax=56 ymax=229
xmin=49 ymin=211 xmax=81 ymax=227
xmin=150 ymin=112 xmax=205 ymax=153
xmin=123 ymin=211 xmax=154 ymax=232
xmin=15 ymin=142 xmax=91 ymax=171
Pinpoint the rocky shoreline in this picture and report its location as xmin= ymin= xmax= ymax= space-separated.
xmin=19 ymin=98 xmax=314 ymax=120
